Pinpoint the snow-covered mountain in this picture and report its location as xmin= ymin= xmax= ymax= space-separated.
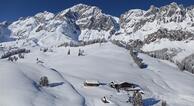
xmin=9 ymin=11 xmax=80 ymax=46
xmin=114 ymin=2 xmax=194 ymax=41
xmin=64 ymin=4 xmax=119 ymax=41
xmin=113 ymin=2 xmax=194 ymax=74
xmin=117 ymin=2 xmax=194 ymax=38
xmin=1 ymin=3 xmax=194 ymax=106
xmin=7 ymin=4 xmax=119 ymax=47
xmin=3 ymin=3 xmax=194 ymax=46
xmin=1 ymin=2 xmax=194 ymax=73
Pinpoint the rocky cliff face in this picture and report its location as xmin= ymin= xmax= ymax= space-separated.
xmin=144 ymin=28 xmax=194 ymax=44
xmin=66 ymin=4 xmax=119 ymax=41
xmin=69 ymin=4 xmax=119 ymax=31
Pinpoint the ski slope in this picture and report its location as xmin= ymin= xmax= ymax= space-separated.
xmin=0 ymin=42 xmax=194 ymax=106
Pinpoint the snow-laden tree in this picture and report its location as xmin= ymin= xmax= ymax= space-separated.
xmin=39 ymin=76 xmax=49 ymax=87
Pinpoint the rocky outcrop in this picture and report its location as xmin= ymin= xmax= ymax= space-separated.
xmin=144 ymin=28 xmax=194 ymax=44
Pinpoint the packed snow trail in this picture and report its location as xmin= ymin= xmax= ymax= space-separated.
xmin=0 ymin=42 xmax=194 ymax=106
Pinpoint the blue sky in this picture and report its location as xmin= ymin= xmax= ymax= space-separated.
xmin=0 ymin=0 xmax=194 ymax=22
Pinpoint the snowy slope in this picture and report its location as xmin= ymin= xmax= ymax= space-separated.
xmin=0 ymin=42 xmax=194 ymax=106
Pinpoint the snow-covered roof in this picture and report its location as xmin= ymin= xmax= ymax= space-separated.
xmin=84 ymin=80 xmax=100 ymax=84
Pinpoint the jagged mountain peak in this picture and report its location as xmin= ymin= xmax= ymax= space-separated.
xmin=56 ymin=3 xmax=119 ymax=41
xmin=148 ymin=5 xmax=158 ymax=11
xmin=58 ymin=3 xmax=102 ymax=19
xmin=34 ymin=11 xmax=55 ymax=21
xmin=159 ymin=2 xmax=183 ymax=10
xmin=144 ymin=5 xmax=159 ymax=17
xmin=70 ymin=3 xmax=101 ymax=13
xmin=169 ymin=2 xmax=179 ymax=7
xmin=160 ymin=2 xmax=185 ymax=14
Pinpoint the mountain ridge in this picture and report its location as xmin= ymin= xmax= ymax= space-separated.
xmin=1 ymin=2 xmax=194 ymax=74
xmin=2 ymin=2 xmax=194 ymax=44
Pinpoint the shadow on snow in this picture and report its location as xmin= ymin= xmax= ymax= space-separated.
xmin=49 ymin=82 xmax=64 ymax=87
xmin=143 ymin=98 xmax=160 ymax=106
